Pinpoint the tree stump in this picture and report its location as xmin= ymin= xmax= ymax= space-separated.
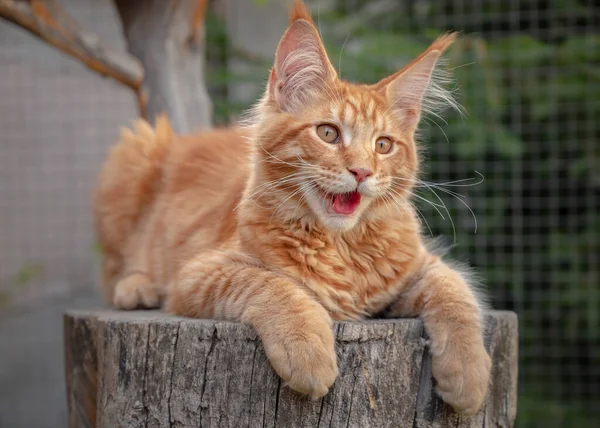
xmin=64 ymin=310 xmax=517 ymax=428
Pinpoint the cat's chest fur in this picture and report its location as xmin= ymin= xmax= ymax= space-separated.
xmin=265 ymin=220 xmax=423 ymax=320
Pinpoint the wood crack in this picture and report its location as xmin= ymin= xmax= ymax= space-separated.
xmin=167 ymin=322 xmax=181 ymax=428
xmin=482 ymin=404 xmax=487 ymax=428
xmin=316 ymin=396 xmax=326 ymax=427
xmin=198 ymin=325 xmax=218 ymax=428
xmin=344 ymin=370 xmax=358 ymax=428
xmin=329 ymin=323 xmax=343 ymax=428
xmin=142 ymin=325 xmax=152 ymax=428
xmin=273 ymin=377 xmax=282 ymax=426
xmin=412 ymin=325 xmax=430 ymax=428
xmin=248 ymin=343 xmax=259 ymax=424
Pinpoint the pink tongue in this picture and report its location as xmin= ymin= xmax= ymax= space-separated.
xmin=332 ymin=191 xmax=362 ymax=214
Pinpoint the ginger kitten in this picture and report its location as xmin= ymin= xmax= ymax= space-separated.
xmin=94 ymin=0 xmax=491 ymax=415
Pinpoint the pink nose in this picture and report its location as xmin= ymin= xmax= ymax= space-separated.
xmin=348 ymin=168 xmax=373 ymax=183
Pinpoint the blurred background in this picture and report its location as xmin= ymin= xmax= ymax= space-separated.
xmin=0 ymin=0 xmax=598 ymax=427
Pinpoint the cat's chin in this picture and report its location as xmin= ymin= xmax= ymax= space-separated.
xmin=304 ymin=190 xmax=371 ymax=232
xmin=318 ymin=214 xmax=361 ymax=232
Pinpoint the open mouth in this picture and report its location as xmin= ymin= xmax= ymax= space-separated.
xmin=328 ymin=190 xmax=362 ymax=215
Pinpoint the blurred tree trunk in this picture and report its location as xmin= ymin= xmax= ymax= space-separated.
xmin=114 ymin=0 xmax=212 ymax=133
xmin=0 ymin=0 xmax=213 ymax=133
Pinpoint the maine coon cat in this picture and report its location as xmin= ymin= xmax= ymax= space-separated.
xmin=94 ymin=0 xmax=491 ymax=415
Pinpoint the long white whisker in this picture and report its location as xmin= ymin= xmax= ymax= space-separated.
xmin=390 ymin=172 xmax=481 ymax=238
xmin=423 ymin=171 xmax=485 ymax=187
xmin=258 ymin=143 xmax=302 ymax=169
xmin=338 ymin=32 xmax=351 ymax=79
xmin=421 ymin=116 xmax=450 ymax=145
xmin=380 ymin=192 xmax=397 ymax=217
xmin=390 ymin=170 xmax=485 ymax=188
xmin=415 ymin=179 xmax=457 ymax=243
xmin=410 ymin=202 xmax=433 ymax=237
xmin=292 ymin=182 xmax=317 ymax=219
xmin=233 ymin=172 xmax=313 ymax=211
xmin=428 ymin=184 xmax=466 ymax=198
xmin=264 ymin=159 xmax=323 ymax=171
xmin=271 ymin=184 xmax=308 ymax=221
xmin=392 ymin=191 xmax=433 ymax=236
xmin=426 ymin=109 xmax=449 ymax=126
xmin=410 ymin=192 xmax=447 ymax=219
xmin=389 ymin=180 xmax=456 ymax=241
xmin=448 ymin=61 xmax=476 ymax=71
xmin=427 ymin=185 xmax=478 ymax=233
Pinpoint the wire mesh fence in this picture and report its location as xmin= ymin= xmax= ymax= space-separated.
xmin=0 ymin=0 xmax=597 ymax=427
xmin=208 ymin=1 xmax=599 ymax=426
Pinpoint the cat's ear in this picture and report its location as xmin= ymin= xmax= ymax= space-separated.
xmin=268 ymin=0 xmax=337 ymax=113
xmin=374 ymin=32 xmax=458 ymax=131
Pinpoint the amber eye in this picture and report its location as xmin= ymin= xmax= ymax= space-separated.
xmin=375 ymin=137 xmax=393 ymax=154
xmin=316 ymin=124 xmax=340 ymax=144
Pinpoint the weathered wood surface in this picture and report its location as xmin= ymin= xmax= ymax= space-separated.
xmin=64 ymin=310 xmax=518 ymax=428
xmin=114 ymin=0 xmax=212 ymax=133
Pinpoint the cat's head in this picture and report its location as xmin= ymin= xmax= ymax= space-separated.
xmin=247 ymin=0 xmax=458 ymax=232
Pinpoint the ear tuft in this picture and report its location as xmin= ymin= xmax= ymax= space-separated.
xmin=268 ymin=0 xmax=337 ymax=113
xmin=428 ymin=31 xmax=458 ymax=55
xmin=289 ymin=0 xmax=314 ymax=24
xmin=376 ymin=32 xmax=461 ymax=132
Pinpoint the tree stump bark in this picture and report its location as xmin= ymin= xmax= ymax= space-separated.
xmin=64 ymin=310 xmax=517 ymax=428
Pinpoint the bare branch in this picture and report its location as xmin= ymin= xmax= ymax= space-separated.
xmin=0 ymin=0 xmax=143 ymax=91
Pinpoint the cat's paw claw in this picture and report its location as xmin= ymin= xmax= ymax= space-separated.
xmin=432 ymin=341 xmax=491 ymax=416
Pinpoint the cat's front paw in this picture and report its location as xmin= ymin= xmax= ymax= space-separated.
xmin=260 ymin=311 xmax=338 ymax=399
xmin=268 ymin=331 xmax=338 ymax=399
xmin=431 ymin=337 xmax=491 ymax=416
xmin=113 ymin=273 xmax=161 ymax=309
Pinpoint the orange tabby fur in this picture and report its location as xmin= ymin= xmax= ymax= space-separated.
xmin=94 ymin=0 xmax=490 ymax=415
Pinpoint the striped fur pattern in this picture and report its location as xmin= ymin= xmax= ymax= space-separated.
xmin=93 ymin=0 xmax=490 ymax=415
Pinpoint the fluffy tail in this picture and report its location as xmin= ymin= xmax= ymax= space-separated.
xmin=93 ymin=115 xmax=172 ymax=296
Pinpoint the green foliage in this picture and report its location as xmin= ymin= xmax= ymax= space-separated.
xmin=517 ymin=394 xmax=599 ymax=428
xmin=0 ymin=263 xmax=45 ymax=309
xmin=0 ymin=291 xmax=10 ymax=308
xmin=12 ymin=263 xmax=44 ymax=288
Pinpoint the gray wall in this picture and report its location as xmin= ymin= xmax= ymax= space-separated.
xmin=0 ymin=0 xmax=137 ymax=307
xmin=0 ymin=1 xmax=135 ymax=426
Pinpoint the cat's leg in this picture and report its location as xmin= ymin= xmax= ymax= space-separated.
xmin=166 ymin=251 xmax=338 ymax=399
xmin=112 ymin=222 xmax=162 ymax=309
xmin=385 ymin=256 xmax=491 ymax=416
